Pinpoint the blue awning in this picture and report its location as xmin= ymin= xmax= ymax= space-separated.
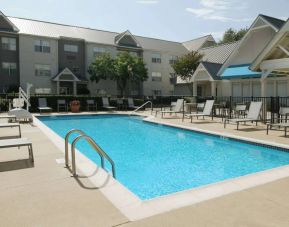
xmin=221 ymin=64 xmax=261 ymax=79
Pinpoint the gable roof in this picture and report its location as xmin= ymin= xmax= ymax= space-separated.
xmin=182 ymin=35 xmax=216 ymax=51
xmin=201 ymin=62 xmax=223 ymax=80
xmin=199 ymin=41 xmax=239 ymax=64
xmin=260 ymin=14 xmax=286 ymax=30
xmin=7 ymin=16 xmax=188 ymax=53
xmin=0 ymin=11 xmax=19 ymax=32
xmin=251 ymin=19 xmax=289 ymax=71
xmin=114 ymin=30 xmax=142 ymax=48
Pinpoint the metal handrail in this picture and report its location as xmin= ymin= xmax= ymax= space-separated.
xmin=65 ymin=129 xmax=86 ymax=167
xmin=132 ymin=101 xmax=153 ymax=114
xmin=71 ymin=135 xmax=116 ymax=178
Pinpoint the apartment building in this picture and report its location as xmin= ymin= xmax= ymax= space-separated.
xmin=1 ymin=11 xmax=217 ymax=96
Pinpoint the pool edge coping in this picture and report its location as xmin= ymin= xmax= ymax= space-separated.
xmin=33 ymin=113 xmax=289 ymax=221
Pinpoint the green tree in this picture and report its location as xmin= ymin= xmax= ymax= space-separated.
xmin=88 ymin=52 xmax=148 ymax=96
xmin=219 ymin=27 xmax=248 ymax=44
xmin=171 ymin=51 xmax=203 ymax=95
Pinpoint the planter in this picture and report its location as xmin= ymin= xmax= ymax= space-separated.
xmin=70 ymin=100 xmax=80 ymax=113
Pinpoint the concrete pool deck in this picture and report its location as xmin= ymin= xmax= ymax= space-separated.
xmin=1 ymin=111 xmax=289 ymax=226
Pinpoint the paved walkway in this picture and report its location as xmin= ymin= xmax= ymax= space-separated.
xmin=1 ymin=113 xmax=289 ymax=226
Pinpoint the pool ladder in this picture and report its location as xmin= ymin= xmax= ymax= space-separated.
xmin=64 ymin=129 xmax=116 ymax=178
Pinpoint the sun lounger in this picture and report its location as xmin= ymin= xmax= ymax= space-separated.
xmin=157 ymin=99 xmax=184 ymax=118
xmin=38 ymin=98 xmax=52 ymax=113
xmin=128 ymin=98 xmax=139 ymax=110
xmin=185 ymin=100 xmax=215 ymax=122
xmin=224 ymin=101 xmax=262 ymax=130
xmin=102 ymin=97 xmax=116 ymax=110
xmin=0 ymin=115 xmax=17 ymax=122
xmin=266 ymin=122 xmax=289 ymax=136
xmin=0 ymin=123 xmax=21 ymax=138
xmin=0 ymin=138 xmax=34 ymax=162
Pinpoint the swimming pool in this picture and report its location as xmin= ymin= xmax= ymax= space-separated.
xmin=38 ymin=114 xmax=289 ymax=200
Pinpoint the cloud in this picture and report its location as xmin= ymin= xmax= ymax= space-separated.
xmin=136 ymin=0 xmax=158 ymax=4
xmin=186 ymin=0 xmax=250 ymax=22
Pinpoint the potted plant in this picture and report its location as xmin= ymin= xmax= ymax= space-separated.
xmin=70 ymin=100 xmax=80 ymax=113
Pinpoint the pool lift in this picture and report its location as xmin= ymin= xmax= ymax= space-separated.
xmin=8 ymin=83 xmax=33 ymax=122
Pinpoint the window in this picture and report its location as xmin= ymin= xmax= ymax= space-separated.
xmin=1 ymin=37 xmax=16 ymax=51
xmin=93 ymin=47 xmax=106 ymax=57
xmin=169 ymin=56 xmax=178 ymax=65
xmin=152 ymin=72 xmax=162 ymax=81
xmin=152 ymin=90 xmax=162 ymax=96
xmin=130 ymin=52 xmax=138 ymax=57
xmin=152 ymin=53 xmax=161 ymax=63
xmin=35 ymin=40 xmax=50 ymax=53
xmin=35 ymin=64 xmax=51 ymax=76
xmin=64 ymin=44 xmax=78 ymax=53
xmin=2 ymin=62 xmax=17 ymax=76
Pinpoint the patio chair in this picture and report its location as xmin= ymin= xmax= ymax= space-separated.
xmin=156 ymin=99 xmax=184 ymax=118
xmin=0 ymin=123 xmax=21 ymax=138
xmin=57 ymin=100 xmax=67 ymax=112
xmin=0 ymin=115 xmax=17 ymax=122
xmin=117 ymin=99 xmax=125 ymax=110
xmin=0 ymin=138 xmax=34 ymax=162
xmin=185 ymin=100 xmax=215 ymax=122
xmin=196 ymin=103 xmax=205 ymax=113
xmin=128 ymin=98 xmax=138 ymax=110
xmin=102 ymin=97 xmax=116 ymax=111
xmin=234 ymin=104 xmax=247 ymax=118
xmin=86 ymin=100 xmax=97 ymax=111
xmin=38 ymin=98 xmax=52 ymax=113
xmin=266 ymin=107 xmax=289 ymax=136
xmin=224 ymin=101 xmax=262 ymax=130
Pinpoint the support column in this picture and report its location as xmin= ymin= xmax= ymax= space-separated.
xmin=73 ymin=81 xmax=77 ymax=95
xmin=261 ymin=77 xmax=267 ymax=97
xmin=56 ymin=81 xmax=60 ymax=95
xmin=211 ymin=81 xmax=216 ymax=97
xmin=193 ymin=81 xmax=197 ymax=97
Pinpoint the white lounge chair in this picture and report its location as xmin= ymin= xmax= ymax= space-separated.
xmin=224 ymin=101 xmax=262 ymax=130
xmin=128 ymin=98 xmax=138 ymax=110
xmin=0 ymin=115 xmax=17 ymax=122
xmin=102 ymin=97 xmax=116 ymax=111
xmin=157 ymin=99 xmax=184 ymax=118
xmin=0 ymin=138 xmax=34 ymax=162
xmin=38 ymin=98 xmax=52 ymax=113
xmin=185 ymin=100 xmax=215 ymax=122
xmin=0 ymin=123 xmax=21 ymax=138
xmin=266 ymin=107 xmax=289 ymax=136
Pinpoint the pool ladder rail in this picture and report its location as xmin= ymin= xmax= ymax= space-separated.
xmin=64 ymin=129 xmax=116 ymax=178
xmin=132 ymin=101 xmax=153 ymax=115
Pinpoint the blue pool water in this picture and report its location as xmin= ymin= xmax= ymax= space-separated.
xmin=39 ymin=114 xmax=289 ymax=200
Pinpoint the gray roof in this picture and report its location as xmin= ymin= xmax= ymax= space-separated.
xmin=199 ymin=41 xmax=239 ymax=64
xmin=201 ymin=61 xmax=222 ymax=80
xmin=182 ymin=35 xmax=215 ymax=51
xmin=260 ymin=14 xmax=286 ymax=30
xmin=8 ymin=17 xmax=188 ymax=53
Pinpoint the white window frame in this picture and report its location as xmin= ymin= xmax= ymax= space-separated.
xmin=34 ymin=40 xmax=50 ymax=53
xmin=169 ymin=55 xmax=178 ymax=65
xmin=93 ymin=47 xmax=106 ymax=57
xmin=2 ymin=62 xmax=17 ymax=76
xmin=64 ymin=44 xmax=78 ymax=53
xmin=152 ymin=72 xmax=162 ymax=81
xmin=34 ymin=64 xmax=51 ymax=77
xmin=1 ymin=37 xmax=16 ymax=51
xmin=152 ymin=53 xmax=162 ymax=63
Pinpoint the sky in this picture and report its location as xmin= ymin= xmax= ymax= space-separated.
xmin=1 ymin=0 xmax=289 ymax=42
